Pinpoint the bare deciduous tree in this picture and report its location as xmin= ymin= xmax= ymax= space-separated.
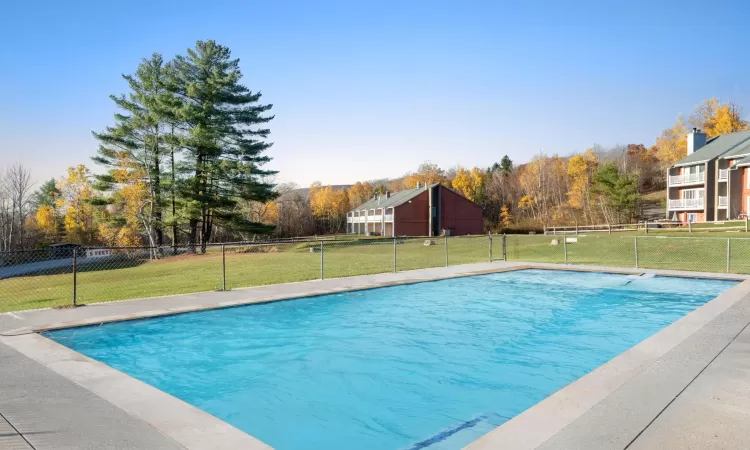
xmin=0 ymin=164 xmax=34 ymax=250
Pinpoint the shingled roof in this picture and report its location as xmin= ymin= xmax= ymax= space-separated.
xmin=352 ymin=185 xmax=434 ymax=211
xmin=673 ymin=130 xmax=750 ymax=166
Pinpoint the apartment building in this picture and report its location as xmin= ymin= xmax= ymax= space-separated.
xmin=667 ymin=129 xmax=750 ymax=222
xmin=346 ymin=183 xmax=484 ymax=236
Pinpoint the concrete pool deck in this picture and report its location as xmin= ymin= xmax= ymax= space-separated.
xmin=1 ymin=261 xmax=749 ymax=449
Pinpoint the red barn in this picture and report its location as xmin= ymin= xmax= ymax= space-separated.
xmin=346 ymin=183 xmax=484 ymax=236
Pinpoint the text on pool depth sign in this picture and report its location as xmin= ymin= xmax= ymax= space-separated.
xmin=86 ymin=249 xmax=112 ymax=258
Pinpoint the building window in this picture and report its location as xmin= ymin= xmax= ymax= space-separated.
xmin=682 ymin=188 xmax=704 ymax=199
xmin=687 ymin=213 xmax=698 ymax=223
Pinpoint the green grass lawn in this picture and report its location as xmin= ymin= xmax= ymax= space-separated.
xmin=1 ymin=234 xmax=748 ymax=313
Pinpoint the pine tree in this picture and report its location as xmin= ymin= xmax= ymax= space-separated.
xmin=92 ymin=54 xmax=174 ymax=249
xmin=170 ymin=40 xmax=277 ymax=251
xmin=500 ymin=155 xmax=513 ymax=174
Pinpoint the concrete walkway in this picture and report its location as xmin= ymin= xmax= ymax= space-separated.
xmin=629 ymin=323 xmax=750 ymax=449
xmin=531 ymin=283 xmax=750 ymax=450
xmin=1 ymin=262 xmax=749 ymax=449
xmin=0 ymin=340 xmax=185 ymax=449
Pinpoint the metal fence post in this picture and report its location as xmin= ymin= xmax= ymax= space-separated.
xmin=488 ymin=232 xmax=492 ymax=262
xmin=746 ymin=216 xmax=748 ymax=233
xmin=688 ymin=221 xmax=692 ymax=233
xmin=727 ymin=238 xmax=731 ymax=273
xmin=634 ymin=236 xmax=639 ymax=269
xmin=393 ymin=237 xmax=397 ymax=273
xmin=563 ymin=236 xmax=568 ymax=263
xmin=72 ymin=248 xmax=77 ymax=307
xmin=444 ymin=235 xmax=449 ymax=267
xmin=320 ymin=241 xmax=324 ymax=280
xmin=502 ymin=234 xmax=507 ymax=261
xmin=221 ymin=244 xmax=226 ymax=291
xmin=645 ymin=220 xmax=648 ymax=234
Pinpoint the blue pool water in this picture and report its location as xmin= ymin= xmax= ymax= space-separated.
xmin=46 ymin=270 xmax=736 ymax=450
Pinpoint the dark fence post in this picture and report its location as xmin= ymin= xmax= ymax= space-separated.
xmin=393 ymin=238 xmax=397 ymax=273
xmin=502 ymin=234 xmax=507 ymax=261
xmin=72 ymin=248 xmax=77 ymax=307
xmin=320 ymin=241 xmax=324 ymax=280
xmin=221 ymin=244 xmax=226 ymax=291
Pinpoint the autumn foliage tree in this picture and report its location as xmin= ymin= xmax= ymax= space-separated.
xmin=567 ymin=150 xmax=599 ymax=223
xmin=347 ymin=182 xmax=375 ymax=208
xmin=309 ymin=183 xmax=350 ymax=233
xmin=56 ymin=165 xmax=96 ymax=244
xmin=403 ymin=161 xmax=447 ymax=188
xmin=655 ymin=98 xmax=750 ymax=169
xmin=451 ymin=168 xmax=486 ymax=202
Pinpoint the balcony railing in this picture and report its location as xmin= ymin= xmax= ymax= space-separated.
xmin=668 ymin=198 xmax=705 ymax=210
xmin=668 ymin=172 xmax=705 ymax=186
xmin=347 ymin=214 xmax=395 ymax=223
xmin=719 ymin=169 xmax=729 ymax=181
xmin=719 ymin=196 xmax=728 ymax=208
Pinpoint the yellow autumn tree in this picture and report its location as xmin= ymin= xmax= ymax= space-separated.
xmin=500 ymin=204 xmax=512 ymax=228
xmin=347 ymin=182 xmax=375 ymax=208
xmin=709 ymin=102 xmax=749 ymax=136
xmin=243 ymin=199 xmax=280 ymax=226
xmin=654 ymin=116 xmax=688 ymax=169
xmin=104 ymin=153 xmax=150 ymax=247
xmin=309 ymin=183 xmax=350 ymax=233
xmin=655 ymin=99 xmax=749 ymax=169
xmin=567 ymin=150 xmax=599 ymax=223
xmin=691 ymin=98 xmax=749 ymax=137
xmin=451 ymin=167 xmax=485 ymax=202
xmin=57 ymin=165 xmax=96 ymax=244
xmin=517 ymin=154 xmax=567 ymax=224
xmin=403 ymin=161 xmax=447 ymax=188
xmin=35 ymin=206 xmax=58 ymax=239
xmin=97 ymin=222 xmax=119 ymax=246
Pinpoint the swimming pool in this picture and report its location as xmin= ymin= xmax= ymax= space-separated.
xmin=46 ymin=269 xmax=736 ymax=450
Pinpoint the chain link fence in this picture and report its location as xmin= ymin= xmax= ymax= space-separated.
xmin=1 ymin=234 xmax=748 ymax=313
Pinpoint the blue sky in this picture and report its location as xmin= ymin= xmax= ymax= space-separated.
xmin=2 ymin=0 xmax=749 ymax=187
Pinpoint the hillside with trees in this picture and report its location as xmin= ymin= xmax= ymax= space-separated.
xmin=3 ymin=54 xmax=749 ymax=250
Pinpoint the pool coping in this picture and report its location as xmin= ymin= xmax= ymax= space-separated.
xmin=4 ymin=263 xmax=747 ymax=335
xmin=465 ymin=272 xmax=750 ymax=449
xmin=1 ymin=261 xmax=748 ymax=450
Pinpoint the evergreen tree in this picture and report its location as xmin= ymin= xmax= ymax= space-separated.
xmin=170 ymin=40 xmax=277 ymax=251
xmin=500 ymin=155 xmax=513 ymax=174
xmin=92 ymin=54 xmax=174 ymax=248
xmin=592 ymin=163 xmax=640 ymax=223
xmin=31 ymin=179 xmax=60 ymax=209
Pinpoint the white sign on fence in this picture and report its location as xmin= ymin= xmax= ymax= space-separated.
xmin=86 ymin=249 xmax=112 ymax=258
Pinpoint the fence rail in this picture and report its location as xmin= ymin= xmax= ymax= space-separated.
xmin=545 ymin=217 xmax=750 ymax=235
xmin=1 ymin=233 xmax=749 ymax=314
